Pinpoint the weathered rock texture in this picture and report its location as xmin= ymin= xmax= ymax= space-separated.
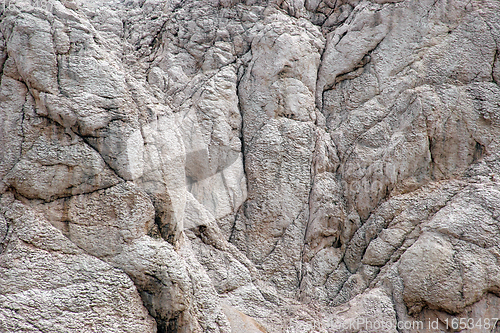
xmin=1 ymin=0 xmax=499 ymax=332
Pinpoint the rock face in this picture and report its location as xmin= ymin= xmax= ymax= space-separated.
xmin=1 ymin=0 xmax=499 ymax=332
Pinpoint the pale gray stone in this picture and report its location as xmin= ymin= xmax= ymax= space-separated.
xmin=1 ymin=0 xmax=500 ymax=332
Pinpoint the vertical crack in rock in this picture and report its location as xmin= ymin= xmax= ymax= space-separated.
xmin=493 ymin=47 xmax=499 ymax=85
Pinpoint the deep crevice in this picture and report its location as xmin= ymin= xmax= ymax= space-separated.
xmin=472 ymin=140 xmax=485 ymax=163
xmin=492 ymin=47 xmax=498 ymax=85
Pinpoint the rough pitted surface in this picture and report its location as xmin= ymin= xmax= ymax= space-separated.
xmin=0 ymin=0 xmax=499 ymax=332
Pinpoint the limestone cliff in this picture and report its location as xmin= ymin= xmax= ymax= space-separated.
xmin=1 ymin=0 xmax=499 ymax=332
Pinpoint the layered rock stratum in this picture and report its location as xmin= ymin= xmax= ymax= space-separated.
xmin=1 ymin=0 xmax=499 ymax=332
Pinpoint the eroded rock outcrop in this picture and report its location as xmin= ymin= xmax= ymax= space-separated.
xmin=1 ymin=0 xmax=499 ymax=332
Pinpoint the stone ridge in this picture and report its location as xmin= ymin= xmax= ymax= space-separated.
xmin=0 ymin=0 xmax=499 ymax=332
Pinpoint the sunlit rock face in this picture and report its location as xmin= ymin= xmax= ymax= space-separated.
xmin=1 ymin=0 xmax=499 ymax=332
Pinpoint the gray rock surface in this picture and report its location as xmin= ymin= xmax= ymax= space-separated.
xmin=1 ymin=0 xmax=499 ymax=332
